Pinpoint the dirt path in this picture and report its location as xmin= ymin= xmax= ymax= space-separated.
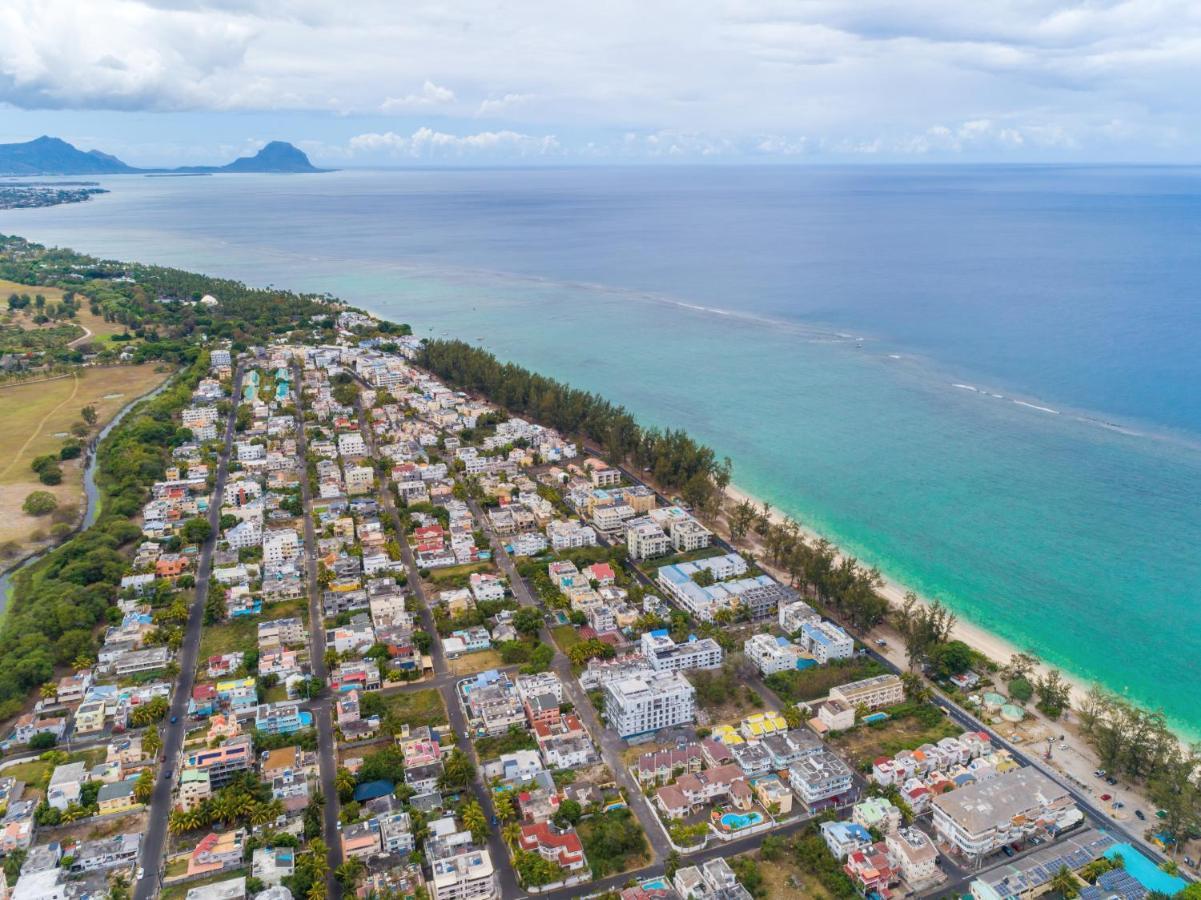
xmin=0 ymin=371 xmax=78 ymax=480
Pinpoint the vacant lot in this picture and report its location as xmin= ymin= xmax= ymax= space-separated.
xmin=765 ymin=657 xmax=890 ymax=704
xmin=550 ymin=624 xmax=581 ymax=654
xmin=197 ymin=598 xmax=308 ymax=665
xmin=0 ymin=364 xmax=173 ymax=557
xmin=377 ymin=687 xmax=447 ymax=731
xmin=446 ymin=648 xmax=504 ymax=676
xmin=828 ymin=705 xmax=961 ymax=770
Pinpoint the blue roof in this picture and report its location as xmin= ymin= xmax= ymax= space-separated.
xmin=353 ymin=779 xmax=394 ymax=802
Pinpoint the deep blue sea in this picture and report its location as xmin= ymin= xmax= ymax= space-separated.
xmin=4 ymin=165 xmax=1200 ymax=733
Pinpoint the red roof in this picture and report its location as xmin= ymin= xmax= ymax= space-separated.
xmin=518 ymin=822 xmax=584 ymax=866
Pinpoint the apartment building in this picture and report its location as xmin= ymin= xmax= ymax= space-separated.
xmin=830 ymin=674 xmax=905 ymax=711
xmin=788 ymin=750 xmax=855 ymax=809
xmin=603 ymin=671 xmax=696 ymax=738
xmin=639 ymin=630 xmax=724 ymax=673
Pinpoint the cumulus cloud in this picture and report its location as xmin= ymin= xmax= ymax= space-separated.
xmin=0 ymin=0 xmax=1198 ymax=159
xmin=380 ymin=80 xmax=455 ymax=112
xmin=348 ymin=127 xmax=561 ymax=159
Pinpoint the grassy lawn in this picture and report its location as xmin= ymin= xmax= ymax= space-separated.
xmin=164 ymin=855 xmax=190 ymax=878
xmin=197 ymin=599 xmax=308 ymax=666
xmin=0 ymin=363 xmax=175 ymax=556
xmin=446 ymin=648 xmax=503 ymax=676
xmin=379 ymin=688 xmax=447 ymax=731
xmin=550 ymin=624 xmax=581 ymax=654
xmin=764 ymin=657 xmax=891 ymax=704
xmin=578 ymin=807 xmax=650 ymax=879
xmin=0 ymin=279 xmax=134 ymax=344
xmin=827 ymin=704 xmax=962 ymax=770
xmin=427 ymin=561 xmax=495 ymax=583
xmin=4 ymin=747 xmax=107 ymax=799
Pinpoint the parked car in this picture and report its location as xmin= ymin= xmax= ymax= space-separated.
xmin=1002 ymin=846 xmax=1015 ymax=858
xmin=1101 ymin=794 xmax=1112 ymax=801
xmin=1135 ymin=810 xmax=1146 ymax=820
xmin=170 ymin=715 xmax=178 ymax=724
xmin=1106 ymin=776 xmax=1118 ymax=785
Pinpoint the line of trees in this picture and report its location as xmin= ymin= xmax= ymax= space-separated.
xmin=417 ymin=338 xmax=731 ymax=499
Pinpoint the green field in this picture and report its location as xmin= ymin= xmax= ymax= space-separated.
xmin=197 ymin=598 xmax=308 ymax=665
xmin=377 ymin=688 xmax=447 ymax=731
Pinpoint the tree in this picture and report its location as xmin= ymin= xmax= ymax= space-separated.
xmin=335 ymin=858 xmax=365 ymax=890
xmin=513 ymin=607 xmax=543 ymax=637
xmin=927 ymin=640 xmax=973 ymax=678
xmin=494 ymin=790 xmax=517 ymax=823
xmin=1049 ymin=865 xmax=1080 ymax=898
xmin=552 ymin=798 xmax=582 ymax=828
xmin=22 ymin=491 xmax=58 ymax=517
xmin=1007 ymin=652 xmax=1039 ymax=679
xmin=134 ymin=769 xmax=154 ymax=803
xmin=143 ymin=727 xmax=162 ymax=757
xmin=81 ymin=405 xmax=97 ymax=426
xmin=335 ymin=767 xmax=356 ymax=803
xmin=1009 ymin=676 xmax=1035 ymax=703
xmin=439 ymin=749 xmax=475 ymax=791
xmin=461 ymin=799 xmax=488 ymax=843
xmin=181 ymin=517 xmax=212 ymax=545
xmin=1035 ymin=670 xmax=1072 ymax=719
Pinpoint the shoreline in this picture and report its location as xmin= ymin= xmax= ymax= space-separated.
xmin=721 ymin=482 xmax=1095 ymax=702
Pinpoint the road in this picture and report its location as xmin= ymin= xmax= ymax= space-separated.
xmin=292 ymin=361 xmax=344 ymax=899
xmin=471 ymin=495 xmax=675 ymax=869
xmin=582 ymin=444 xmax=1168 ymax=872
xmin=352 ymin=390 xmax=521 ymax=899
xmin=135 ymin=365 xmax=244 ymax=900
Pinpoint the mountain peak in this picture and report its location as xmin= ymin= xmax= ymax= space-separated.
xmin=222 ymin=141 xmax=325 ymax=173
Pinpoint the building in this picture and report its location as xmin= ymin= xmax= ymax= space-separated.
xmin=518 ymin=821 xmax=587 ymax=873
xmin=779 ymin=600 xmax=821 ymax=634
xmin=830 ymin=674 xmax=905 ymax=711
xmin=96 ymin=780 xmax=137 ymax=815
xmin=625 ymin=517 xmax=670 ymax=560
xmin=744 ymin=633 xmax=812 ymax=675
xmin=821 ymin=821 xmax=873 ymax=860
xmin=852 ymin=796 xmax=902 ymax=834
xmin=639 ymin=630 xmax=724 ymax=673
xmin=426 ymin=820 xmax=498 ymax=900
xmin=68 ymin=832 xmax=141 ymax=873
xmin=255 ymin=702 xmax=307 ymax=735
xmin=788 ymin=751 xmax=855 ymax=809
xmin=799 ymin=620 xmax=855 ymax=663
xmin=342 ymin=818 xmax=382 ymax=860
xmin=603 ymin=671 xmax=696 ymax=738
xmin=887 ymin=827 xmax=940 ymax=885
xmin=183 ymin=735 xmax=254 ymax=788
xmin=251 ymin=846 xmax=295 ymax=885
xmin=932 ymin=767 xmax=1079 ymax=865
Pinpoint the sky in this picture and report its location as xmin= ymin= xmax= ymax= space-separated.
xmin=0 ymin=0 xmax=1199 ymax=166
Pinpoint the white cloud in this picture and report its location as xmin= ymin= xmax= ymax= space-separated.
xmin=0 ymin=0 xmax=1198 ymax=159
xmin=380 ymin=80 xmax=455 ymax=112
xmin=348 ymin=127 xmax=560 ymax=158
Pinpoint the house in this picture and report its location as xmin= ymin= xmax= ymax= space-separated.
xmin=255 ymin=702 xmax=307 ymax=735
xmin=853 ymin=796 xmax=902 ymax=834
xmin=820 ymin=820 xmax=873 ymax=860
xmin=68 ymin=832 xmax=141 ymax=873
xmin=251 ymin=846 xmax=295 ymax=885
xmin=46 ymin=761 xmax=87 ymax=811
xmin=844 ymin=842 xmax=898 ymax=896
xmin=426 ymin=819 xmax=498 ymax=900
xmin=799 ymin=620 xmax=855 ymax=663
xmin=177 ymin=769 xmax=212 ymax=811
xmin=343 ymin=818 xmax=383 ymax=860
xmin=188 ymin=829 xmax=246 ymax=877
xmin=96 ymin=780 xmax=138 ymax=815
xmin=518 ymin=821 xmax=587 ymax=873
xmin=751 ymin=773 xmax=793 ymax=816
xmin=634 ymin=744 xmax=704 ymax=786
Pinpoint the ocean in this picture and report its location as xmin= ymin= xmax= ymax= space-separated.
xmin=4 ymin=165 xmax=1200 ymax=733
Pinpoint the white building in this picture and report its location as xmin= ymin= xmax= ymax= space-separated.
xmin=779 ymin=600 xmax=821 ymax=634
xmin=603 ymin=671 xmax=696 ymax=738
xmin=788 ymin=751 xmax=854 ymax=808
xmin=799 ymin=620 xmax=855 ymax=663
xmin=337 ymin=432 xmax=368 ymax=458
xmin=263 ymin=529 xmax=300 ymax=564
xmin=344 ymin=465 xmax=374 ymax=495
xmin=744 ymin=633 xmax=809 ymax=675
xmin=639 ymin=631 xmax=723 ymax=673
xmin=626 ymin=518 xmax=670 ymax=560
xmin=426 ymin=819 xmax=498 ymax=900
xmin=830 ymin=674 xmax=905 ymax=711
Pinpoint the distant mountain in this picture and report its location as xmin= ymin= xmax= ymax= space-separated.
xmin=0 ymin=136 xmax=138 ymax=175
xmin=0 ymin=136 xmax=328 ymax=176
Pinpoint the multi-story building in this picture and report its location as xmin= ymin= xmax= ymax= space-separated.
xmin=886 ymin=827 xmax=940 ymax=885
xmin=830 ymin=674 xmax=905 ymax=711
xmin=426 ymin=819 xmax=498 ymax=900
xmin=744 ymin=633 xmax=810 ymax=675
xmin=625 ymin=517 xmax=670 ymax=560
xmin=799 ymin=620 xmax=855 ymax=663
xmin=788 ymin=751 xmax=855 ymax=809
xmin=183 ymin=735 xmax=254 ymax=788
xmin=931 ymin=767 xmax=1079 ymax=865
xmin=262 ymin=529 xmax=300 ymax=563
xmin=603 ymin=671 xmax=696 ymax=738
xmin=639 ymin=630 xmax=724 ymax=673
xmin=254 ymin=702 xmax=306 ymax=735
xmin=668 ymin=518 xmax=712 ymax=553
xmin=779 ymin=599 xmax=821 ymax=634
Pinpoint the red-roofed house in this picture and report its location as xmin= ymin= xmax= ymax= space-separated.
xmin=584 ymin=563 xmax=616 ymax=586
xmin=845 ymin=842 xmax=897 ymax=896
xmin=519 ymin=822 xmax=587 ymax=873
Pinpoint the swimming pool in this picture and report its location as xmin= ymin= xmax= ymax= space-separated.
xmin=641 ymin=878 xmax=669 ymax=891
xmin=719 ymin=811 xmax=764 ymax=831
xmin=1105 ymin=843 xmax=1188 ymax=896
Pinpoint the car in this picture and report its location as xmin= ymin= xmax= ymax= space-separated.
xmin=1002 ymin=846 xmax=1015 ymax=858
xmin=874 ymin=639 xmax=887 ymax=647
xmin=490 ymin=815 xmax=498 ymax=826
xmin=136 ymin=867 xmax=144 ymax=880
xmin=170 ymin=715 xmax=178 ymax=724
xmin=1101 ymin=794 xmax=1112 ymax=801
xmin=1106 ymin=776 xmax=1118 ymax=785
xmin=1135 ymin=810 xmax=1147 ymax=821
xmin=1113 ymin=801 xmax=1125 ymax=810
xmin=164 ymin=768 xmax=173 ymax=780
xmin=1094 ymin=770 xmax=1107 ymax=778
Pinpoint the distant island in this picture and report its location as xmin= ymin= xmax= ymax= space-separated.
xmin=0 ymin=181 xmax=109 ymax=210
xmin=0 ymin=136 xmax=329 ymax=176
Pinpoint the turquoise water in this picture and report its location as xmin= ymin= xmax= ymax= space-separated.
xmin=4 ymin=167 xmax=1200 ymax=735
xmin=720 ymin=811 xmax=764 ymax=830
xmin=1105 ymin=843 xmax=1188 ymax=895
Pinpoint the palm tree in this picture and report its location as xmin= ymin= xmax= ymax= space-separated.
xmin=168 ymin=809 xmax=194 ymax=834
xmin=502 ymin=823 xmax=521 ymax=849
xmin=335 ymin=767 xmax=356 ymax=799
xmin=39 ymin=683 xmax=58 ymax=701
xmin=1049 ymin=866 xmax=1080 ymax=898
xmin=143 ymin=728 xmax=163 ymax=757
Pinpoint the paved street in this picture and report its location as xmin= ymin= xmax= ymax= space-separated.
xmin=354 ymin=391 xmax=522 ymax=899
xmin=135 ymin=366 xmax=244 ymax=900
xmin=293 ymin=362 xmax=344 ymax=899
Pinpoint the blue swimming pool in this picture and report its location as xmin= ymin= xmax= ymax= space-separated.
xmin=642 ymin=878 xmax=669 ymax=890
xmin=720 ymin=811 xmax=764 ymax=831
xmin=1105 ymin=843 xmax=1188 ymax=896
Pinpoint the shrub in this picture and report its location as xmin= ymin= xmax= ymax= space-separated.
xmin=22 ymin=491 xmax=58 ymax=516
